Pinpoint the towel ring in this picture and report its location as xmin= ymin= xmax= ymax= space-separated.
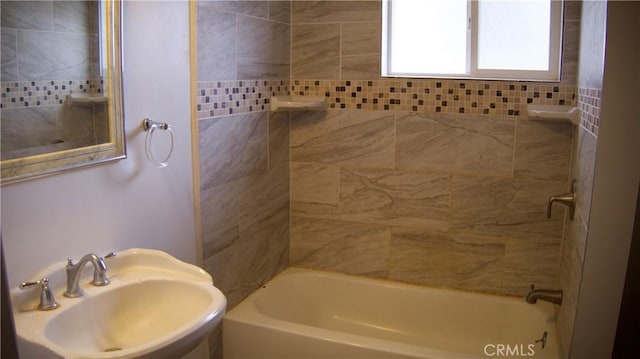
xmin=142 ymin=118 xmax=174 ymax=168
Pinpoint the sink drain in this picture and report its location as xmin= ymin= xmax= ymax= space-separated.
xmin=104 ymin=347 xmax=122 ymax=352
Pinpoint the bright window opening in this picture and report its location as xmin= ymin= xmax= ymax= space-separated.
xmin=382 ymin=0 xmax=564 ymax=81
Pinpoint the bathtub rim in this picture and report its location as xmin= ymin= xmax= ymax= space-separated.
xmin=224 ymin=267 xmax=559 ymax=359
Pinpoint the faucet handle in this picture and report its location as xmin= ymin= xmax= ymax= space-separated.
xmin=20 ymin=278 xmax=59 ymax=311
xmin=93 ymin=251 xmax=116 ymax=286
xmin=102 ymin=251 xmax=117 ymax=260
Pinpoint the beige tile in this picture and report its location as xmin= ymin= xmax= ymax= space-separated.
xmin=578 ymin=0 xmax=606 ymax=89
xmin=557 ymin=214 xmax=587 ymax=358
xmin=201 ymin=110 xmax=290 ymax=308
xmin=573 ymin=126 xmax=597 ymax=225
xmin=237 ymin=112 xmax=290 ymax=234
xmin=198 ymin=1 xmax=269 ymax=18
xmin=390 ymin=228 xmax=505 ymax=293
xmin=57 ymin=102 xmax=95 ymax=144
xmin=291 ymin=162 xmax=340 ymax=206
xmin=291 ymin=200 xmax=341 ymax=219
xmin=199 ymin=112 xmax=268 ymax=191
xmin=0 ymin=107 xmax=57 ymax=153
xmin=562 ymin=213 xmax=588 ymax=279
xmin=290 ymin=216 xmax=390 ymax=278
xmin=269 ymin=1 xmax=290 ymax=23
xmin=17 ymin=29 xmax=92 ymax=81
xmin=396 ymin=113 xmax=515 ymax=177
xmin=561 ymin=20 xmax=580 ymax=85
xmin=53 ymin=1 xmax=91 ymax=33
xmin=203 ymin=229 xmax=270 ymax=308
xmin=93 ymin=103 xmax=109 ymax=144
xmin=564 ymin=0 xmax=582 ymax=21
xmin=1 ymin=1 xmax=53 ymax=30
xmin=201 ymin=181 xmax=271 ymax=306
xmin=1 ymin=29 xmax=18 ymax=81
xmin=292 ymin=24 xmax=340 ymax=79
xmin=291 ymin=109 xmax=395 ymax=168
xmin=341 ymin=55 xmax=380 ymax=80
xmin=239 ymin=190 xmax=289 ymax=283
xmin=197 ymin=6 xmax=236 ymax=81
xmin=558 ymin=213 xmax=588 ymax=301
xmin=451 ymin=176 xmax=566 ymax=240
xmin=201 ymin=177 xmax=246 ymax=257
xmin=244 ymin=110 xmax=290 ymax=276
xmin=237 ymin=16 xmax=290 ymax=79
xmin=341 ymin=22 xmax=380 ymax=56
xmin=340 ymin=168 xmax=450 ymax=231
xmin=514 ymin=120 xmax=573 ymax=181
xmin=292 ymin=1 xmax=380 ymax=23
xmin=268 ymin=110 xmax=290 ymax=167
xmin=503 ymin=237 xmax=561 ymax=295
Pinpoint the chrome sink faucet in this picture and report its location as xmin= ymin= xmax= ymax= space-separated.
xmin=525 ymin=285 xmax=563 ymax=305
xmin=64 ymin=252 xmax=116 ymax=298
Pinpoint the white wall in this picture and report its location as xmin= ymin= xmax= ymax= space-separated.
xmin=0 ymin=1 xmax=195 ymax=290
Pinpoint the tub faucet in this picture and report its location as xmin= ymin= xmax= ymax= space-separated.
xmin=526 ymin=285 xmax=563 ymax=305
xmin=547 ymin=179 xmax=576 ymax=221
xmin=64 ymin=252 xmax=115 ymax=298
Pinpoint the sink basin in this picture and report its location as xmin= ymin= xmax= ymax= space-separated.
xmin=11 ymin=249 xmax=226 ymax=359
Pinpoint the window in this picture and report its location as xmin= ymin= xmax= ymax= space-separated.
xmin=382 ymin=0 xmax=564 ymax=81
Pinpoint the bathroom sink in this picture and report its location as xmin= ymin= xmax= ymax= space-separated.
xmin=11 ymin=248 xmax=226 ymax=359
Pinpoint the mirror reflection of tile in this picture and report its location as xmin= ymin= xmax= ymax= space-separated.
xmin=0 ymin=1 xmax=107 ymax=160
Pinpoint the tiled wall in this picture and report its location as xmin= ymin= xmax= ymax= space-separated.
xmin=195 ymin=1 xmax=596 ymax=357
xmin=290 ymin=0 xmax=579 ymax=82
xmin=196 ymin=0 xmax=291 ymax=309
xmin=287 ymin=0 xmax=580 ymax=297
xmin=291 ymin=79 xmax=576 ymax=116
xmin=0 ymin=1 xmax=106 ymax=159
xmin=556 ymin=98 xmax=599 ymax=358
xmin=290 ymin=109 xmax=573 ymax=296
xmin=556 ymin=1 xmax=605 ymax=357
xmin=196 ymin=3 xmax=292 ymax=356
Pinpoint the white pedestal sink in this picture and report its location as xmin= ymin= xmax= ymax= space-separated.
xmin=10 ymin=248 xmax=227 ymax=359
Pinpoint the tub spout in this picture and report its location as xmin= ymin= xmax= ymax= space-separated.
xmin=526 ymin=285 xmax=563 ymax=305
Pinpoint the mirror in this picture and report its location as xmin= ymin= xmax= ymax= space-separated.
xmin=0 ymin=0 xmax=125 ymax=185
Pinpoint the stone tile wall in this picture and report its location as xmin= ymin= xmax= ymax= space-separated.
xmin=196 ymin=3 xmax=292 ymax=356
xmin=195 ymin=0 xmax=585 ymax=301
xmin=286 ymin=0 xmax=582 ymax=298
xmin=555 ymin=98 xmax=599 ymax=358
xmin=290 ymin=109 xmax=573 ymax=296
xmin=290 ymin=0 xmax=579 ymax=84
xmin=556 ymin=1 xmax=605 ymax=356
xmin=196 ymin=1 xmax=291 ymax=313
xmin=194 ymin=2 xmax=598 ymax=357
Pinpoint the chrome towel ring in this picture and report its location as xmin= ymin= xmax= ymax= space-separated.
xmin=142 ymin=118 xmax=174 ymax=168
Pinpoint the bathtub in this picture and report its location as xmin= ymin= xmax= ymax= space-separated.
xmin=223 ymin=268 xmax=560 ymax=359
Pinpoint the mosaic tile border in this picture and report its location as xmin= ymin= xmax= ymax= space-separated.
xmin=292 ymin=79 xmax=577 ymax=117
xmin=197 ymin=79 xmax=578 ymax=119
xmin=1 ymin=80 xmax=104 ymax=110
xmin=197 ymin=80 xmax=290 ymax=119
xmin=578 ymin=87 xmax=601 ymax=137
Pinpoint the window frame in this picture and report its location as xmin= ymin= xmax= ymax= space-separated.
xmin=381 ymin=0 xmax=564 ymax=82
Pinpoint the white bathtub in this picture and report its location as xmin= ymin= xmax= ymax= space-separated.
xmin=223 ymin=268 xmax=561 ymax=359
